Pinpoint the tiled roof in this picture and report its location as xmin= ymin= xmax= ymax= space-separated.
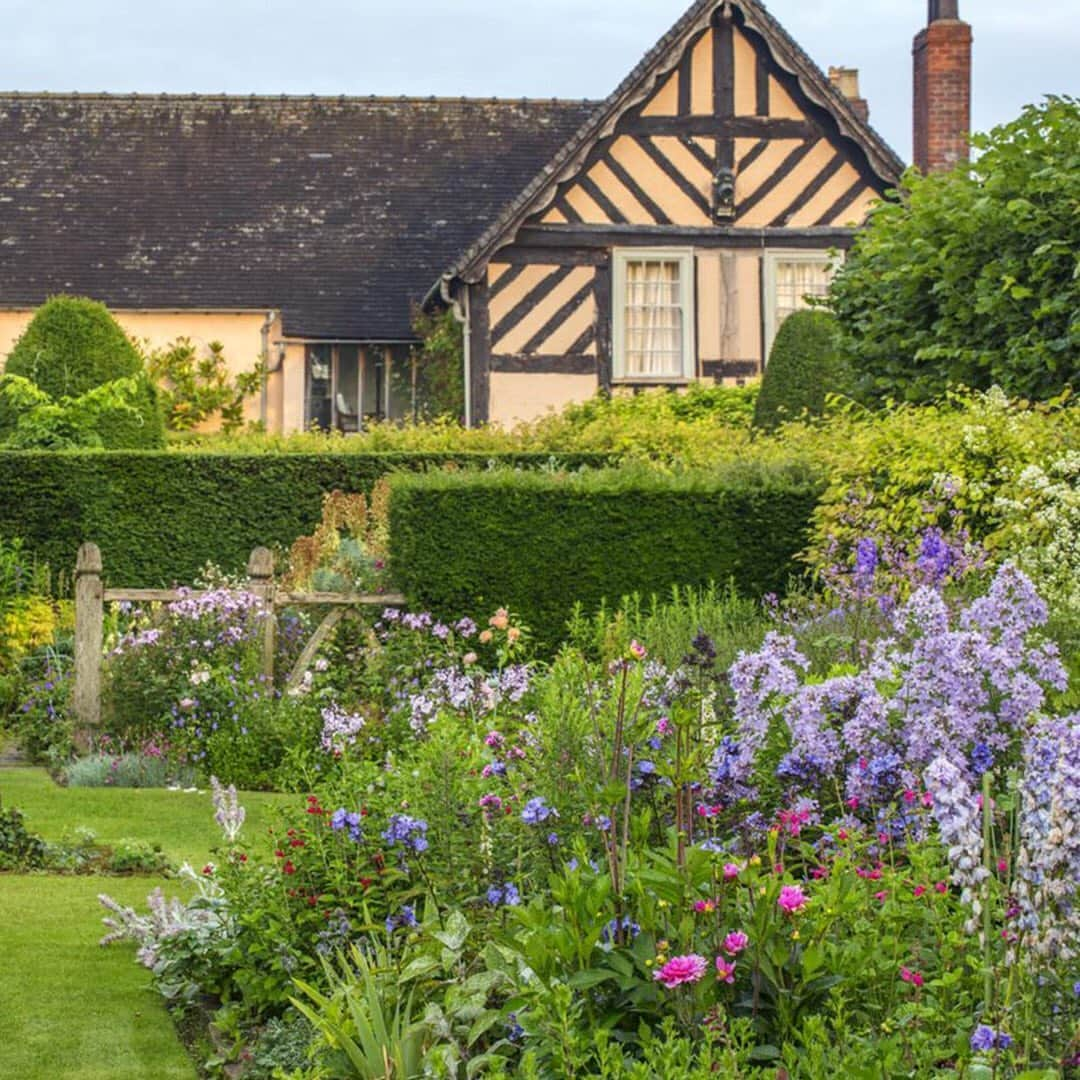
xmin=0 ymin=94 xmax=598 ymax=340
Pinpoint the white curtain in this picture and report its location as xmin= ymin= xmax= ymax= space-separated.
xmin=775 ymin=260 xmax=831 ymax=327
xmin=625 ymin=259 xmax=682 ymax=376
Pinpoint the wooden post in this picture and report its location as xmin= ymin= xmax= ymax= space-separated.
xmin=247 ymin=547 xmax=276 ymax=682
xmin=73 ymin=542 xmax=104 ymax=749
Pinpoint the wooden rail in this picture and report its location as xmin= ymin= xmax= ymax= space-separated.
xmin=73 ymin=542 xmax=404 ymax=744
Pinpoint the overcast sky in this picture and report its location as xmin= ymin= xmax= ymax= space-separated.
xmin=6 ymin=0 xmax=1077 ymax=163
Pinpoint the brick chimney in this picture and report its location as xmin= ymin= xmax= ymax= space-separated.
xmin=913 ymin=0 xmax=972 ymax=173
xmin=829 ymin=66 xmax=869 ymax=123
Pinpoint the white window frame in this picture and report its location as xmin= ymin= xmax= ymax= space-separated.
xmin=762 ymin=249 xmax=843 ymax=362
xmin=612 ymin=247 xmax=696 ymax=383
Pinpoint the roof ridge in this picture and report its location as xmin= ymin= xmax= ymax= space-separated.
xmin=0 ymin=91 xmax=603 ymax=106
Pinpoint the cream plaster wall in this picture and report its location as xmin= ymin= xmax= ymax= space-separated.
xmin=489 ymin=372 xmax=598 ymax=428
xmin=0 ymin=308 xmax=281 ymax=429
xmin=696 ymin=250 xmax=762 ymax=365
xmin=280 ymin=342 xmax=309 ymax=435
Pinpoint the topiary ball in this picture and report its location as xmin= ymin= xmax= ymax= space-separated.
xmin=5 ymin=295 xmax=142 ymax=399
xmin=752 ymin=310 xmax=848 ymax=432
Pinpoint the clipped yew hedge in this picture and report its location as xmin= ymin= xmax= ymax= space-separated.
xmin=0 ymin=451 xmax=612 ymax=586
xmin=389 ymin=463 xmax=824 ymax=650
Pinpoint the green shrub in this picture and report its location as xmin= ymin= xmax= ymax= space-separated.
xmin=0 ymin=801 xmax=49 ymax=870
xmin=2 ymin=297 xmax=165 ymax=450
xmin=171 ymin=384 xmax=759 ymax=465
xmin=64 ymin=752 xmax=197 ymax=789
xmin=567 ymin=582 xmax=771 ymax=671
xmin=5 ymin=296 xmax=142 ymax=399
xmin=388 ymin=463 xmax=822 ymax=650
xmin=0 ymin=451 xmax=611 ymax=587
xmin=77 ymin=375 xmax=166 ymax=450
xmin=753 ymin=310 xmax=847 ymax=431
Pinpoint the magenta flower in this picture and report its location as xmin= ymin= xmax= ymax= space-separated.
xmin=723 ymin=863 xmax=742 ymax=882
xmin=653 ymin=954 xmax=708 ymax=989
xmin=715 ymin=957 xmax=737 ymax=983
xmin=629 ymin=640 xmax=648 ymax=661
xmin=722 ymin=931 xmax=749 ymax=956
xmin=777 ymin=885 xmax=808 ymax=915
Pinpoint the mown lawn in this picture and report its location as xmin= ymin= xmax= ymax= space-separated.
xmin=0 ymin=767 xmax=291 ymax=1080
xmin=2 ymin=766 xmax=288 ymax=865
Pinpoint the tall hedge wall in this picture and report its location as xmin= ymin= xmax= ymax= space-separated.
xmin=0 ymin=451 xmax=611 ymax=586
xmin=389 ymin=464 xmax=824 ymax=650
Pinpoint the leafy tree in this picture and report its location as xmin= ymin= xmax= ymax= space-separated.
xmin=408 ymin=306 xmax=464 ymax=422
xmin=6 ymin=295 xmax=142 ymax=398
xmin=752 ymin=310 xmax=847 ymax=431
xmin=143 ymin=337 xmax=262 ymax=432
xmin=830 ymin=97 xmax=1080 ymax=402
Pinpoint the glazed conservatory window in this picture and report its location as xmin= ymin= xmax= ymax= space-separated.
xmin=763 ymin=250 xmax=840 ymax=359
xmin=613 ymin=249 xmax=695 ymax=380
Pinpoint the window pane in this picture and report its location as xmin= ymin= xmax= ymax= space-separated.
xmin=623 ymin=258 xmax=684 ymax=377
xmin=305 ymin=345 xmax=333 ymax=431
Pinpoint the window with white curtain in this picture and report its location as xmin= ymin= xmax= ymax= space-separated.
xmin=762 ymin=250 xmax=840 ymax=360
xmin=613 ymin=248 xmax=695 ymax=381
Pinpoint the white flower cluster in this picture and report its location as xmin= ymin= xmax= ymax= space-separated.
xmin=996 ymin=453 xmax=1080 ymax=618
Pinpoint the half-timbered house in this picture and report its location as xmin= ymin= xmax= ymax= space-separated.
xmin=439 ymin=0 xmax=912 ymax=425
xmin=0 ymin=0 xmax=972 ymax=430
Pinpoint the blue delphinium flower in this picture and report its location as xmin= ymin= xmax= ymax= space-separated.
xmin=383 ymin=815 xmax=429 ymax=853
xmin=970 ymin=742 xmax=994 ymax=777
xmin=855 ymin=537 xmax=879 ymax=579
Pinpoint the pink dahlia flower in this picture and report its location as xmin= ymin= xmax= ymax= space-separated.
xmin=653 ymin=954 xmax=708 ymax=989
xmin=722 ymin=931 xmax=749 ymax=956
xmin=777 ymin=885 xmax=808 ymax=914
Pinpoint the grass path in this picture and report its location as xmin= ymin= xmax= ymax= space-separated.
xmin=0 ymin=767 xmax=290 ymax=1080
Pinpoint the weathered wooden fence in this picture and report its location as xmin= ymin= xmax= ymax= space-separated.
xmin=73 ymin=541 xmax=405 ymax=742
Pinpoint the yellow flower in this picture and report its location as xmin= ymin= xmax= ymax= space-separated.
xmin=749 ymin=855 xmax=762 ymax=867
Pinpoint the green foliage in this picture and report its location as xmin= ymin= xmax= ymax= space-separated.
xmin=5 ymin=296 xmax=142 ymax=399
xmin=409 ymin=306 xmax=465 ymax=421
xmin=830 ymin=98 xmax=1080 ymax=402
xmin=291 ymin=942 xmax=428 ymax=1079
xmin=0 ymin=799 xmax=49 ymax=870
xmin=0 ymin=451 xmax=609 ymax=587
xmin=774 ymin=389 xmax=1080 ymax=574
xmin=753 ymin=310 xmax=848 ymax=431
xmin=144 ymin=337 xmax=262 ymax=432
xmin=0 ymin=375 xmax=51 ymax=441
xmin=1 ymin=297 xmax=165 ymax=450
xmin=171 ymin=384 xmax=759 ymax=465
xmin=568 ymin=582 xmax=770 ymax=671
xmin=389 ymin=463 xmax=823 ymax=650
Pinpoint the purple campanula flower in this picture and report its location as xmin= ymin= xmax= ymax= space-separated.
xmin=521 ymin=797 xmax=557 ymax=826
